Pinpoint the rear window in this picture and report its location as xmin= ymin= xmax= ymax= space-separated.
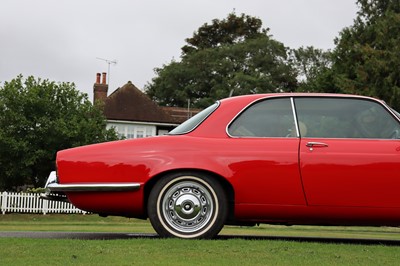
xmin=169 ymin=102 xmax=219 ymax=135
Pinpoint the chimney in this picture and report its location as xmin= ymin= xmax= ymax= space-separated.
xmin=96 ymin=72 xmax=101 ymax=84
xmin=93 ymin=72 xmax=108 ymax=105
xmin=102 ymin=72 xmax=107 ymax=84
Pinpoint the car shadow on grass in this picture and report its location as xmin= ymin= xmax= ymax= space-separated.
xmin=217 ymin=234 xmax=400 ymax=246
xmin=1 ymin=231 xmax=400 ymax=246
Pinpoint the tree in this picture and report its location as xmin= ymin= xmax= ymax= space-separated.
xmin=290 ymin=46 xmax=334 ymax=92
xmin=145 ymin=13 xmax=298 ymax=108
xmin=182 ymin=13 xmax=267 ymax=55
xmin=0 ymin=75 xmax=118 ymax=190
xmin=329 ymin=0 xmax=400 ymax=109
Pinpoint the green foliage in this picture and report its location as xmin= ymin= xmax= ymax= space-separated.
xmin=323 ymin=0 xmax=400 ymax=109
xmin=147 ymin=5 xmax=400 ymax=109
xmin=146 ymin=13 xmax=297 ymax=108
xmin=0 ymin=75 xmax=118 ymax=190
xmin=25 ymin=187 xmax=46 ymax=193
xmin=357 ymin=0 xmax=400 ymax=22
xmin=182 ymin=13 xmax=267 ymax=55
xmin=290 ymin=46 xmax=334 ymax=92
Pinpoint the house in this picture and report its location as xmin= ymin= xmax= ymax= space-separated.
xmin=93 ymin=73 xmax=199 ymax=139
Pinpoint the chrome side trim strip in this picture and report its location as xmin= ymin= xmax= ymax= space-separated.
xmin=44 ymin=171 xmax=141 ymax=192
xmin=47 ymin=182 xmax=141 ymax=192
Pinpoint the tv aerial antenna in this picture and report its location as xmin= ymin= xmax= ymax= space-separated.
xmin=96 ymin=57 xmax=117 ymax=85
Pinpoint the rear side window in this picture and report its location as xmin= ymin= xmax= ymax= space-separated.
xmin=295 ymin=98 xmax=400 ymax=139
xmin=228 ymin=98 xmax=296 ymax=137
xmin=169 ymin=102 xmax=219 ymax=135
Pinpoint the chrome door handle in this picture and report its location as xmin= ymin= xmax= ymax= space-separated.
xmin=306 ymin=142 xmax=328 ymax=148
xmin=306 ymin=142 xmax=328 ymax=151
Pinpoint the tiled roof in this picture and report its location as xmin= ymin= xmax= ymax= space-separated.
xmin=161 ymin=106 xmax=202 ymax=123
xmin=103 ymin=82 xmax=177 ymax=124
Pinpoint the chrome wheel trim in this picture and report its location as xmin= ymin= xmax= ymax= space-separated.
xmin=156 ymin=176 xmax=218 ymax=238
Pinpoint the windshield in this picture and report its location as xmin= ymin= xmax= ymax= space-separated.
xmin=169 ymin=102 xmax=219 ymax=135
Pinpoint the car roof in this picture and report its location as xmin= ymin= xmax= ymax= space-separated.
xmin=220 ymin=93 xmax=380 ymax=102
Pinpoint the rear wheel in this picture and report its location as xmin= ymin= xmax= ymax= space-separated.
xmin=147 ymin=172 xmax=227 ymax=239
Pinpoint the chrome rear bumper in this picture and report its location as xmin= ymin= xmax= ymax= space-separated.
xmin=41 ymin=171 xmax=141 ymax=202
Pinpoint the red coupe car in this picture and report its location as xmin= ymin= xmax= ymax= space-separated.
xmin=43 ymin=93 xmax=400 ymax=239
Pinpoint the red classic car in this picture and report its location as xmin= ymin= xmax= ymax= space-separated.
xmin=43 ymin=93 xmax=400 ymax=239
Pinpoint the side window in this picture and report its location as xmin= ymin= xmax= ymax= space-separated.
xmin=228 ymin=98 xmax=296 ymax=137
xmin=295 ymin=98 xmax=400 ymax=139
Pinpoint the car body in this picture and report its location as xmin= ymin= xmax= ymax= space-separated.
xmin=44 ymin=93 xmax=400 ymax=239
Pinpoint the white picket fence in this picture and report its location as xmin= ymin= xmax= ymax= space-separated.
xmin=1 ymin=191 xmax=86 ymax=215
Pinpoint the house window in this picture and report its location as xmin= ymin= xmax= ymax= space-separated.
xmin=157 ymin=129 xmax=169 ymax=135
xmin=127 ymin=126 xmax=135 ymax=139
xmin=136 ymin=128 xmax=144 ymax=138
xmin=146 ymin=127 xmax=154 ymax=137
xmin=107 ymin=123 xmax=157 ymax=139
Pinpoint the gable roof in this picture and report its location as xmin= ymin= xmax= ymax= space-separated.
xmin=103 ymin=81 xmax=177 ymax=124
xmin=161 ymin=106 xmax=202 ymax=122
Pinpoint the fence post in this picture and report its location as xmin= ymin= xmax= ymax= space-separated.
xmin=1 ymin=192 xmax=7 ymax=215
xmin=42 ymin=196 xmax=48 ymax=215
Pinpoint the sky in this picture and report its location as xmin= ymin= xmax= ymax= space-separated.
xmin=1 ymin=0 xmax=359 ymax=102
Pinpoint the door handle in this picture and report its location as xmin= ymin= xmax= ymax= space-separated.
xmin=306 ymin=142 xmax=329 ymax=147
xmin=306 ymin=142 xmax=328 ymax=151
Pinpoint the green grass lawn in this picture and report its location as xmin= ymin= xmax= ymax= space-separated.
xmin=1 ymin=214 xmax=400 ymax=265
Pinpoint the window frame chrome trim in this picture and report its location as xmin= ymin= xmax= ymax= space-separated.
xmin=290 ymin=97 xmax=300 ymax=138
xmin=226 ymin=95 xmax=298 ymax=139
xmin=294 ymin=96 xmax=400 ymax=140
xmin=226 ymin=94 xmax=400 ymax=140
xmin=382 ymin=102 xmax=400 ymax=123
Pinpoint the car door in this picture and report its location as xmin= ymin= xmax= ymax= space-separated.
xmin=295 ymin=97 xmax=400 ymax=208
xmin=227 ymin=97 xmax=306 ymax=206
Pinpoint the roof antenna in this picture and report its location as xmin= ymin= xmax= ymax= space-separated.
xmin=96 ymin=57 xmax=117 ymax=85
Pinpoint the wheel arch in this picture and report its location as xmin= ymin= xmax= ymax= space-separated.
xmin=143 ymin=168 xmax=235 ymax=222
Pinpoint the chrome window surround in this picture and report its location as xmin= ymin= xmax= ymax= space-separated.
xmin=226 ymin=95 xmax=400 ymax=140
xmin=226 ymin=96 xmax=299 ymax=139
xmin=290 ymin=97 xmax=300 ymax=137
